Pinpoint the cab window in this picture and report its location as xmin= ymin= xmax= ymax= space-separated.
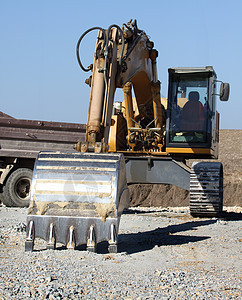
xmin=169 ymin=74 xmax=209 ymax=143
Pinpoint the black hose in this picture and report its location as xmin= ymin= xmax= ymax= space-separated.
xmin=106 ymin=24 xmax=125 ymax=65
xmin=76 ymin=27 xmax=106 ymax=72
xmin=123 ymin=31 xmax=144 ymax=60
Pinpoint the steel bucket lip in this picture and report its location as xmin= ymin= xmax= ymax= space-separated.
xmin=26 ymin=151 xmax=129 ymax=252
xmin=26 ymin=215 xmax=120 ymax=249
xmin=27 ymin=215 xmax=119 ymax=220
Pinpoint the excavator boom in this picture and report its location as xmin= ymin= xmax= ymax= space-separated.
xmin=75 ymin=19 xmax=165 ymax=154
xmin=26 ymin=20 xmax=161 ymax=252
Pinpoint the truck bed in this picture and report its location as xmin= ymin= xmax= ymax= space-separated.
xmin=0 ymin=112 xmax=86 ymax=159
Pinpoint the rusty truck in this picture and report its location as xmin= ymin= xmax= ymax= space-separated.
xmin=0 ymin=111 xmax=85 ymax=207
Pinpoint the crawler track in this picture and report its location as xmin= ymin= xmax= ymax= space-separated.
xmin=190 ymin=162 xmax=223 ymax=217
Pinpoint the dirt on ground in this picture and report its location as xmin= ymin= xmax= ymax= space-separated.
xmin=0 ymin=206 xmax=241 ymax=299
xmin=129 ymin=129 xmax=242 ymax=207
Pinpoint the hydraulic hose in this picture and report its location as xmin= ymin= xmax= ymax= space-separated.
xmin=106 ymin=24 xmax=125 ymax=66
xmin=76 ymin=27 xmax=106 ymax=72
xmin=76 ymin=24 xmax=125 ymax=128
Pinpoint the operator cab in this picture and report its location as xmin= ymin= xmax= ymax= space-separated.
xmin=166 ymin=66 xmax=229 ymax=158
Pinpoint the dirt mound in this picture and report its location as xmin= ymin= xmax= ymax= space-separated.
xmin=130 ymin=130 xmax=242 ymax=207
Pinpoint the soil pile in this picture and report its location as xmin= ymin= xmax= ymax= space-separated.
xmin=130 ymin=129 xmax=242 ymax=207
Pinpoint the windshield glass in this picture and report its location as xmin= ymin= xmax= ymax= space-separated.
xmin=169 ymin=74 xmax=209 ymax=143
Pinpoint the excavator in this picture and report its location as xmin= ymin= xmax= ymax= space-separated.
xmin=25 ymin=20 xmax=229 ymax=253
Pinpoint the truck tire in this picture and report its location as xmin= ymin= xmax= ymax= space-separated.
xmin=3 ymin=168 xmax=33 ymax=207
xmin=0 ymin=192 xmax=5 ymax=204
xmin=1 ymin=192 xmax=13 ymax=207
xmin=1 ymin=184 xmax=13 ymax=206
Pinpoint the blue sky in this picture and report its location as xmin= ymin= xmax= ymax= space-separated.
xmin=0 ymin=0 xmax=241 ymax=129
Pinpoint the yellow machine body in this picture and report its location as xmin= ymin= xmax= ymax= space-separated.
xmin=26 ymin=20 xmax=229 ymax=252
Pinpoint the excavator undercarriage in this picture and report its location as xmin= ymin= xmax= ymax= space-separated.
xmin=26 ymin=20 xmax=229 ymax=252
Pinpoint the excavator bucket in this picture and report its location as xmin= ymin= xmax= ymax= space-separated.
xmin=25 ymin=151 xmax=129 ymax=253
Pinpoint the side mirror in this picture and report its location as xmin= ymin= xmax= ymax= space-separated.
xmin=220 ymin=82 xmax=230 ymax=101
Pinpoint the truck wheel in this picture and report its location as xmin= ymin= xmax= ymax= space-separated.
xmin=0 ymin=192 xmax=13 ymax=207
xmin=3 ymin=168 xmax=33 ymax=207
xmin=1 ymin=184 xmax=13 ymax=206
xmin=0 ymin=192 xmax=5 ymax=204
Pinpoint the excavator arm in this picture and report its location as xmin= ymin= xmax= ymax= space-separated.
xmin=26 ymin=20 xmax=166 ymax=253
xmin=75 ymin=19 xmax=165 ymax=154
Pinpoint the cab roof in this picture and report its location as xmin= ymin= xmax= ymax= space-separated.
xmin=168 ymin=66 xmax=216 ymax=77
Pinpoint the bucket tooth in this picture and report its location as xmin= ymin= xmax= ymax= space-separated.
xmin=46 ymin=223 xmax=56 ymax=250
xmin=108 ymin=223 xmax=118 ymax=253
xmin=25 ymin=220 xmax=34 ymax=252
xmin=108 ymin=244 xmax=118 ymax=253
xmin=87 ymin=225 xmax=96 ymax=252
xmin=67 ymin=226 xmax=75 ymax=250
xmin=26 ymin=152 xmax=130 ymax=252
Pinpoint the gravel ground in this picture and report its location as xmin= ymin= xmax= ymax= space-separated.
xmin=0 ymin=206 xmax=241 ymax=299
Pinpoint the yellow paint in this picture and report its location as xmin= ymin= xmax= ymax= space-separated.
xmin=161 ymin=98 xmax=168 ymax=109
xmin=166 ymin=147 xmax=211 ymax=154
xmin=177 ymin=98 xmax=188 ymax=108
xmin=109 ymin=116 xmax=118 ymax=152
xmin=160 ymin=97 xmax=187 ymax=109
